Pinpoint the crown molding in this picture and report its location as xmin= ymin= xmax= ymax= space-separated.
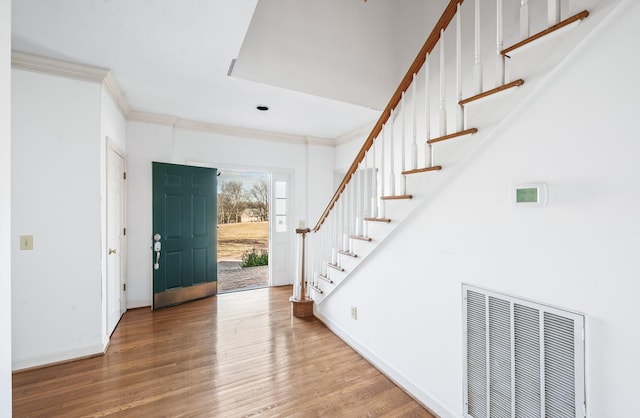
xmin=12 ymin=51 xmax=109 ymax=83
xmin=174 ymin=119 xmax=310 ymax=145
xmin=12 ymin=51 xmax=132 ymax=117
xmin=103 ymin=72 xmax=132 ymax=116
xmin=11 ymin=51 xmax=347 ymax=146
xmin=128 ymin=110 xmax=180 ymax=126
xmin=129 ymin=111 xmax=319 ymax=145
xmin=305 ymin=136 xmax=335 ymax=147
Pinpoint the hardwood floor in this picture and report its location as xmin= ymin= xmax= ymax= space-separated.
xmin=13 ymin=286 xmax=434 ymax=417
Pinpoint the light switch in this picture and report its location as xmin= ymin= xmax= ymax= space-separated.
xmin=20 ymin=235 xmax=33 ymax=250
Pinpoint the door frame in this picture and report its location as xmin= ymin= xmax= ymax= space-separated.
xmin=106 ymin=138 xmax=127 ymax=337
xmin=186 ymin=161 xmax=296 ymax=288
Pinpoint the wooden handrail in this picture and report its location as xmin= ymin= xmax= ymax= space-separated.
xmin=311 ymin=0 xmax=465 ymax=232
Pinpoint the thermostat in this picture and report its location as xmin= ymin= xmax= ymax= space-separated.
xmin=513 ymin=183 xmax=547 ymax=207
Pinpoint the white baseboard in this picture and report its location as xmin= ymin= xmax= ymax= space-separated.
xmin=314 ymin=311 xmax=457 ymax=418
xmin=126 ymin=299 xmax=151 ymax=309
xmin=12 ymin=343 xmax=105 ymax=371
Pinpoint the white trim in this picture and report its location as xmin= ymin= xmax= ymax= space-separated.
xmin=174 ymin=118 xmax=310 ymax=144
xmin=306 ymin=136 xmax=334 ymax=147
xmin=11 ymin=50 xmax=109 ymax=82
xmin=12 ymin=51 xmax=132 ymax=117
xmin=314 ymin=310 xmax=457 ymax=418
xmin=128 ymin=110 xmax=180 ymax=126
xmin=12 ymin=344 xmax=106 ymax=371
xmin=126 ymin=300 xmax=151 ymax=310
xmin=9 ymin=51 xmax=357 ymax=146
xmin=103 ymin=73 xmax=131 ymax=116
xmin=105 ymin=138 xmax=128 ymax=341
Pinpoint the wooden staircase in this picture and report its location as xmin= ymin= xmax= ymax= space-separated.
xmin=294 ymin=0 xmax=599 ymax=307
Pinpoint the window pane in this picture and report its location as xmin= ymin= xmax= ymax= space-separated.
xmin=275 ymin=198 xmax=287 ymax=215
xmin=275 ymin=181 xmax=287 ymax=199
xmin=276 ymin=215 xmax=287 ymax=232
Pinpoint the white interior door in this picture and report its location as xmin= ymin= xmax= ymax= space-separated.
xmin=107 ymin=145 xmax=126 ymax=335
xmin=270 ymin=171 xmax=294 ymax=286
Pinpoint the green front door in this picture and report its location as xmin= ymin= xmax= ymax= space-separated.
xmin=152 ymin=162 xmax=217 ymax=309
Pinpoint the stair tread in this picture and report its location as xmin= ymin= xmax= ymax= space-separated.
xmin=350 ymin=235 xmax=372 ymax=242
xmin=327 ymin=263 xmax=345 ymax=272
xmin=427 ymin=128 xmax=478 ymax=145
xmin=402 ymin=165 xmax=443 ymax=176
xmin=502 ymin=10 xmax=589 ymax=57
xmin=364 ymin=217 xmax=391 ymax=223
xmin=459 ymin=79 xmax=524 ymax=106
xmin=380 ymin=195 xmax=412 ymax=200
xmin=317 ymin=273 xmax=333 ymax=284
xmin=309 ymin=283 xmax=324 ymax=294
xmin=337 ymin=250 xmax=358 ymax=258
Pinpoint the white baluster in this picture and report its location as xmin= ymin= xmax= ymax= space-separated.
xmin=362 ymin=159 xmax=368 ymax=238
xmin=371 ymin=137 xmax=378 ymax=218
xmin=310 ymin=231 xmax=316 ymax=286
xmin=379 ymin=124 xmax=386 ymax=218
xmin=350 ymin=178 xmax=356 ymax=251
xmin=439 ymin=29 xmax=447 ymax=137
xmin=400 ymin=92 xmax=407 ymax=196
xmin=330 ymin=211 xmax=337 ymax=266
xmin=389 ymin=109 xmax=396 ymax=196
xmin=474 ymin=0 xmax=483 ymax=94
xmin=548 ymin=0 xmax=560 ymax=26
xmin=496 ymin=0 xmax=505 ymax=86
xmin=425 ymin=53 xmax=433 ymax=167
xmin=456 ymin=3 xmax=464 ymax=131
xmin=354 ymin=170 xmax=360 ymax=237
xmin=520 ymin=0 xmax=530 ymax=39
xmin=411 ymin=74 xmax=418 ymax=171
xmin=344 ymin=182 xmax=349 ymax=253
xmin=342 ymin=194 xmax=349 ymax=252
xmin=319 ymin=228 xmax=324 ymax=280
xmin=322 ymin=217 xmax=328 ymax=268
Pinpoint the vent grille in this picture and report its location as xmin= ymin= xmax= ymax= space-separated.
xmin=466 ymin=290 xmax=487 ymax=418
xmin=463 ymin=285 xmax=585 ymax=418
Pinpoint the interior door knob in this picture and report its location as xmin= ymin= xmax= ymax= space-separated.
xmin=109 ymin=248 xmax=117 ymax=255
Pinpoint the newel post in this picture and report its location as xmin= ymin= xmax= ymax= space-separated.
xmin=290 ymin=226 xmax=314 ymax=318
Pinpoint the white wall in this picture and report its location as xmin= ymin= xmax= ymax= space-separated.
xmin=317 ymin=1 xmax=639 ymax=416
xmin=305 ymin=142 xmax=334 ymax=227
xmin=126 ymin=122 xmax=334 ymax=307
xmin=392 ymin=0 xmax=448 ymax=83
xmin=11 ymin=69 xmax=105 ymax=369
xmin=0 ymin=0 xmax=12 ymax=412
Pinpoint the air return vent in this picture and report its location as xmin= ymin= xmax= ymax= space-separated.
xmin=463 ymin=285 xmax=585 ymax=418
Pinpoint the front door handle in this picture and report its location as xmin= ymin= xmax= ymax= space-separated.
xmin=153 ymin=234 xmax=161 ymax=270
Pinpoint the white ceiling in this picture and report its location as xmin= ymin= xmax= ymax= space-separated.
xmin=11 ymin=0 xmax=389 ymax=139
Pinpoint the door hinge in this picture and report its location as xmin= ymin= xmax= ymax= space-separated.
xmin=123 ymin=172 xmax=127 ymax=180
xmin=123 ymin=227 xmax=127 ymax=236
xmin=123 ymin=283 xmax=127 ymax=291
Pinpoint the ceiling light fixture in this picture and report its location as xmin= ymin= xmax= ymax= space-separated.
xmin=256 ymin=105 xmax=269 ymax=111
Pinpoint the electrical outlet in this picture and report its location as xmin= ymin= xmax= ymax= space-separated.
xmin=20 ymin=235 xmax=34 ymax=251
xmin=350 ymin=306 xmax=358 ymax=320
